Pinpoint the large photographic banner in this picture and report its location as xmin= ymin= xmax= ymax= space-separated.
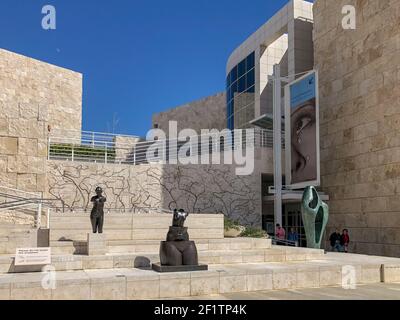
xmin=284 ymin=71 xmax=320 ymax=189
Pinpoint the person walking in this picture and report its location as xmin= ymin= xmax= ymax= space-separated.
xmin=275 ymin=224 xmax=286 ymax=245
xmin=329 ymin=229 xmax=342 ymax=252
xmin=341 ymin=229 xmax=350 ymax=253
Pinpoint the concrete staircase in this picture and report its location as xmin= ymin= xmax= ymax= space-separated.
xmin=48 ymin=212 xmax=225 ymax=255
xmin=1 ymin=253 xmax=400 ymax=300
xmin=0 ymin=238 xmax=327 ymax=274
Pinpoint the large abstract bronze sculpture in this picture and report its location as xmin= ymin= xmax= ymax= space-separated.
xmin=90 ymin=187 xmax=107 ymax=234
xmin=152 ymin=209 xmax=208 ymax=272
xmin=301 ymin=186 xmax=329 ymax=249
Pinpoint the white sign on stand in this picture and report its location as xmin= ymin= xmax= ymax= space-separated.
xmin=15 ymin=248 xmax=51 ymax=266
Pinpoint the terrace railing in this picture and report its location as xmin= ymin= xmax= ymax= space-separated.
xmin=50 ymin=206 xmax=173 ymax=215
xmin=0 ymin=186 xmax=62 ymax=229
xmin=48 ymin=128 xmax=282 ymax=165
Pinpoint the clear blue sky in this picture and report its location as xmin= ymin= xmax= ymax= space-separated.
xmin=0 ymin=0 xmax=312 ymax=137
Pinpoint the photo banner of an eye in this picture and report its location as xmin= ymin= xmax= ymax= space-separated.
xmin=284 ymin=70 xmax=320 ymax=189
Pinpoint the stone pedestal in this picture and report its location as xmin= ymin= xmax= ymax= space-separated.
xmin=152 ymin=263 xmax=208 ymax=273
xmin=87 ymin=233 xmax=107 ymax=256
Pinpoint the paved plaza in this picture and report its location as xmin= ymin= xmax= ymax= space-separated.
xmin=173 ymin=283 xmax=400 ymax=300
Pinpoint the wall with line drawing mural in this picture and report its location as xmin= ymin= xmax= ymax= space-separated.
xmin=46 ymin=161 xmax=262 ymax=227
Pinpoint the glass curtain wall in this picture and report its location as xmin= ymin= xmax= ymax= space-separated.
xmin=226 ymin=52 xmax=255 ymax=130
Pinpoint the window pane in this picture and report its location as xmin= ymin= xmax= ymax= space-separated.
xmin=230 ymin=66 xmax=237 ymax=84
xmin=246 ymin=85 xmax=255 ymax=93
xmin=238 ymin=75 xmax=246 ymax=93
xmin=246 ymin=69 xmax=255 ymax=88
xmin=246 ymin=52 xmax=255 ymax=70
xmin=238 ymin=59 xmax=246 ymax=78
xmin=230 ymin=81 xmax=237 ymax=100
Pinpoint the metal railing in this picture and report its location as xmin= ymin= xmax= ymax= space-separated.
xmin=271 ymin=237 xmax=299 ymax=247
xmin=48 ymin=128 xmax=282 ymax=165
xmin=0 ymin=186 xmax=42 ymax=200
xmin=0 ymin=186 xmax=62 ymax=229
xmin=50 ymin=206 xmax=175 ymax=215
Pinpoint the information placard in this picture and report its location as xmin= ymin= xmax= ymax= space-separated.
xmin=15 ymin=248 xmax=51 ymax=266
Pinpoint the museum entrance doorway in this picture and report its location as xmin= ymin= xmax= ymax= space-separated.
xmin=283 ymin=203 xmax=306 ymax=247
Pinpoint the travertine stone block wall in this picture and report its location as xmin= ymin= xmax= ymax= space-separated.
xmin=113 ymin=135 xmax=141 ymax=162
xmin=152 ymin=92 xmax=227 ymax=133
xmin=314 ymin=0 xmax=400 ymax=256
xmin=0 ymin=49 xmax=82 ymax=193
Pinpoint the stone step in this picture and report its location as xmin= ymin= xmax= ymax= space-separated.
xmin=0 ymin=226 xmax=38 ymax=254
xmin=1 ymin=255 xmax=400 ymax=300
xmin=50 ymin=228 xmax=224 ymax=242
xmin=0 ymin=227 xmax=35 ymax=237
xmin=0 ymin=233 xmax=33 ymax=240
xmin=49 ymin=238 xmax=273 ymax=255
xmin=0 ymin=245 xmax=324 ymax=274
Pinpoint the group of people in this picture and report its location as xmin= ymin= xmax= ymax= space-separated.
xmin=275 ymin=224 xmax=299 ymax=245
xmin=329 ymin=229 xmax=350 ymax=253
xmin=275 ymin=224 xmax=351 ymax=252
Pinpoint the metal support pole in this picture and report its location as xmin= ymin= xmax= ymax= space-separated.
xmin=273 ymin=64 xmax=283 ymax=227
xmin=47 ymin=208 xmax=51 ymax=229
xmin=105 ymin=143 xmax=108 ymax=164
xmin=37 ymin=202 xmax=42 ymax=229
xmin=47 ymin=137 xmax=51 ymax=160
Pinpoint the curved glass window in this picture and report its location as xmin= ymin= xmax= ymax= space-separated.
xmin=226 ymin=52 xmax=255 ymax=130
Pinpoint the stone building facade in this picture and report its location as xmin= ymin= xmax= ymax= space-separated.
xmin=0 ymin=49 xmax=82 ymax=194
xmin=152 ymin=92 xmax=227 ymax=134
xmin=314 ymin=0 xmax=400 ymax=256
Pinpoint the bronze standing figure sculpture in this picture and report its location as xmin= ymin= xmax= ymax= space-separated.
xmin=90 ymin=187 xmax=107 ymax=234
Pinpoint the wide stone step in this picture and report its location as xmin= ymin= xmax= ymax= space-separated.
xmin=0 ymin=245 xmax=324 ymax=274
xmin=1 ymin=255 xmax=400 ymax=300
xmin=49 ymin=238 xmax=273 ymax=255
xmin=0 ymin=227 xmax=35 ymax=237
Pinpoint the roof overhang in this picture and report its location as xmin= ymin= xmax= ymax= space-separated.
xmin=264 ymin=189 xmax=330 ymax=203
xmin=250 ymin=113 xmax=285 ymax=130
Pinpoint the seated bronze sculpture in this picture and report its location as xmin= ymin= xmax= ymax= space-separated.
xmin=152 ymin=209 xmax=208 ymax=272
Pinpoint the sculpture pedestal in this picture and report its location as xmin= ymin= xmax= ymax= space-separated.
xmin=87 ymin=233 xmax=107 ymax=256
xmin=152 ymin=263 xmax=208 ymax=273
